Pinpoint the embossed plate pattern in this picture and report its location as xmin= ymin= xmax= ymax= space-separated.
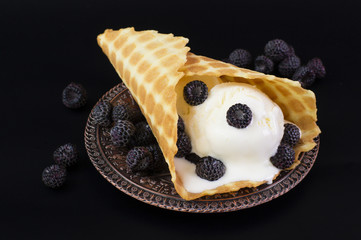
xmin=85 ymin=83 xmax=320 ymax=213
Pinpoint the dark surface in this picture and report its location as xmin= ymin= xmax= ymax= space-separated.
xmin=1 ymin=0 xmax=360 ymax=239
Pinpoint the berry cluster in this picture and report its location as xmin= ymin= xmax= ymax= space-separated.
xmin=42 ymin=143 xmax=79 ymax=188
xmin=177 ymin=115 xmax=226 ymax=181
xmin=225 ymin=39 xmax=326 ymax=88
xmin=176 ymin=116 xmax=192 ymax=158
xmin=94 ymin=99 xmax=167 ymax=173
xmin=43 ymin=82 xmax=88 ymax=189
xmin=270 ymin=123 xmax=301 ymax=169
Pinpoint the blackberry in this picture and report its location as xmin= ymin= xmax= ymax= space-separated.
xmin=254 ymin=55 xmax=274 ymax=74
xmin=185 ymin=153 xmax=201 ymax=164
xmin=281 ymin=123 xmax=301 ymax=147
xmin=126 ymin=147 xmax=154 ymax=172
xmin=112 ymin=104 xmax=130 ymax=122
xmin=292 ymin=66 xmax=316 ymax=88
xmin=133 ymin=121 xmax=156 ymax=146
xmin=307 ymin=58 xmax=326 ymax=79
xmin=110 ymin=120 xmax=136 ymax=147
xmin=177 ymin=116 xmax=185 ymax=132
xmin=183 ymin=80 xmax=208 ymax=106
xmin=270 ymin=144 xmax=295 ymax=169
xmin=228 ymin=49 xmax=252 ymax=68
xmin=53 ymin=143 xmax=78 ymax=167
xmin=93 ymin=101 xmax=112 ymax=126
xmin=42 ymin=164 xmax=67 ymax=188
xmin=175 ymin=131 xmax=192 ymax=158
xmin=278 ymin=55 xmax=301 ymax=78
xmin=146 ymin=144 xmax=167 ymax=171
xmin=195 ymin=156 xmax=226 ymax=181
xmin=264 ymin=39 xmax=290 ymax=62
xmin=226 ymin=103 xmax=252 ymax=129
xmin=62 ymin=82 xmax=87 ymax=109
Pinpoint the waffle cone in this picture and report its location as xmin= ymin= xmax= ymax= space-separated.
xmin=97 ymin=27 xmax=321 ymax=200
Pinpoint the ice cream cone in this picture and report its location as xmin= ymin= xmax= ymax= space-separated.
xmin=97 ymin=27 xmax=320 ymax=200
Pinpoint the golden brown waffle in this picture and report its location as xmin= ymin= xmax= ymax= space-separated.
xmin=97 ymin=27 xmax=321 ymax=201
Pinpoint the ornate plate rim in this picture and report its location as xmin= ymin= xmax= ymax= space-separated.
xmin=84 ymin=83 xmax=320 ymax=213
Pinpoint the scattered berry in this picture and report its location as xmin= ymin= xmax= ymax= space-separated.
xmin=270 ymin=144 xmax=295 ymax=169
xmin=292 ymin=66 xmax=316 ymax=88
xmin=185 ymin=153 xmax=201 ymax=164
xmin=110 ymin=120 xmax=136 ymax=147
xmin=307 ymin=58 xmax=326 ymax=79
xmin=126 ymin=147 xmax=154 ymax=172
xmin=112 ymin=104 xmax=130 ymax=122
xmin=93 ymin=101 xmax=112 ymax=126
xmin=254 ymin=55 xmax=274 ymax=74
xmin=278 ymin=55 xmax=301 ymax=78
xmin=175 ymin=131 xmax=192 ymax=158
xmin=264 ymin=39 xmax=290 ymax=62
xmin=62 ymin=82 xmax=87 ymax=109
xmin=183 ymin=80 xmax=208 ymax=106
xmin=228 ymin=49 xmax=252 ymax=68
xmin=177 ymin=116 xmax=185 ymax=132
xmin=226 ymin=103 xmax=252 ymax=129
xmin=133 ymin=121 xmax=156 ymax=146
xmin=281 ymin=123 xmax=301 ymax=147
xmin=42 ymin=164 xmax=67 ymax=188
xmin=53 ymin=143 xmax=78 ymax=167
xmin=196 ymin=156 xmax=226 ymax=181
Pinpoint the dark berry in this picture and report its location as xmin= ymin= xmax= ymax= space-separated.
xmin=112 ymin=104 xmax=130 ymax=122
xmin=292 ymin=66 xmax=316 ymax=88
xmin=42 ymin=164 xmax=67 ymax=188
xmin=195 ymin=156 xmax=226 ymax=181
xmin=185 ymin=153 xmax=201 ymax=164
xmin=307 ymin=58 xmax=326 ymax=79
xmin=126 ymin=147 xmax=154 ymax=172
xmin=133 ymin=121 xmax=156 ymax=146
xmin=264 ymin=39 xmax=290 ymax=62
xmin=93 ymin=101 xmax=112 ymax=126
xmin=110 ymin=120 xmax=136 ymax=147
xmin=175 ymin=132 xmax=192 ymax=158
xmin=177 ymin=116 xmax=185 ymax=132
xmin=228 ymin=49 xmax=252 ymax=68
xmin=270 ymin=144 xmax=295 ymax=169
xmin=281 ymin=123 xmax=301 ymax=147
xmin=226 ymin=103 xmax=252 ymax=129
xmin=278 ymin=55 xmax=301 ymax=78
xmin=62 ymin=82 xmax=87 ymax=109
xmin=183 ymin=80 xmax=208 ymax=106
xmin=254 ymin=55 xmax=274 ymax=74
xmin=146 ymin=144 xmax=167 ymax=171
xmin=53 ymin=143 xmax=78 ymax=167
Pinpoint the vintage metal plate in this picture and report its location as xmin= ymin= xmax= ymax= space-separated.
xmin=85 ymin=83 xmax=320 ymax=213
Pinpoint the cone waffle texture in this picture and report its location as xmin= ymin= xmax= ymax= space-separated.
xmin=97 ymin=27 xmax=321 ymax=200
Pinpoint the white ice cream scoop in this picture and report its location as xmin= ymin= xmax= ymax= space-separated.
xmin=175 ymin=82 xmax=285 ymax=193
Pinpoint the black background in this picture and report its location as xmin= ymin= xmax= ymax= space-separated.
xmin=1 ymin=0 xmax=361 ymax=239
